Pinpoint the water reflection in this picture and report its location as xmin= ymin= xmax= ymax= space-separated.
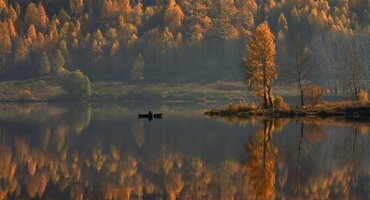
xmin=0 ymin=104 xmax=369 ymax=199
xmin=245 ymin=120 xmax=278 ymax=199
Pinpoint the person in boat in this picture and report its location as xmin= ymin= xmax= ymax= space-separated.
xmin=148 ymin=110 xmax=153 ymax=117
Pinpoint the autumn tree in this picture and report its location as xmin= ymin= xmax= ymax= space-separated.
xmin=130 ymin=53 xmax=145 ymax=81
xmin=27 ymin=24 xmax=37 ymax=41
xmin=25 ymin=3 xmax=40 ymax=29
xmin=303 ymin=85 xmax=326 ymax=106
xmin=69 ymin=0 xmax=85 ymax=16
xmin=344 ymin=48 xmax=364 ymax=100
xmin=244 ymin=22 xmax=277 ymax=109
xmin=0 ymin=24 xmax=12 ymax=70
xmin=14 ymin=38 xmax=30 ymax=65
xmin=131 ymin=1 xmax=143 ymax=25
xmin=37 ymin=2 xmax=49 ymax=31
xmin=292 ymin=36 xmax=314 ymax=107
xmin=277 ymin=13 xmax=288 ymax=40
xmin=164 ymin=0 xmax=185 ymax=32
xmin=0 ymin=0 xmax=6 ymax=11
xmin=39 ymin=51 xmax=51 ymax=75
xmin=59 ymin=40 xmax=70 ymax=62
xmin=52 ymin=49 xmax=65 ymax=72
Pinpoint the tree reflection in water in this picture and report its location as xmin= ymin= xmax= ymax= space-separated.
xmin=0 ymin=105 xmax=369 ymax=199
xmin=245 ymin=119 xmax=278 ymax=199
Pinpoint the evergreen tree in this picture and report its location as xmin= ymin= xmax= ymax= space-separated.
xmin=52 ymin=49 xmax=65 ymax=72
xmin=0 ymin=30 xmax=12 ymax=69
xmin=27 ymin=24 xmax=37 ymax=41
xmin=164 ymin=0 xmax=185 ymax=32
xmin=14 ymin=38 xmax=29 ymax=64
xmin=25 ymin=3 xmax=40 ymax=28
xmin=39 ymin=51 xmax=51 ymax=75
xmin=130 ymin=53 xmax=145 ymax=80
xmin=37 ymin=2 xmax=49 ymax=31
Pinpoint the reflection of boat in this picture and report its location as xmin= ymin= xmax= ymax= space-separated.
xmin=138 ymin=113 xmax=163 ymax=118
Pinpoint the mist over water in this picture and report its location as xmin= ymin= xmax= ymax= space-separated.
xmin=0 ymin=103 xmax=368 ymax=199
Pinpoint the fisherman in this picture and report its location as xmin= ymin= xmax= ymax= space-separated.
xmin=148 ymin=110 xmax=153 ymax=116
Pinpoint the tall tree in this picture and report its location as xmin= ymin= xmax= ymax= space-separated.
xmin=52 ymin=49 xmax=65 ymax=72
xmin=292 ymin=36 xmax=313 ymax=107
xmin=130 ymin=53 xmax=145 ymax=80
xmin=244 ymin=22 xmax=277 ymax=109
xmin=277 ymin=12 xmax=288 ymax=40
xmin=69 ymin=0 xmax=84 ymax=16
xmin=0 ymin=27 xmax=12 ymax=70
xmin=7 ymin=19 xmax=17 ymax=39
xmin=27 ymin=24 xmax=37 ymax=41
xmin=37 ymin=2 xmax=49 ymax=31
xmin=25 ymin=2 xmax=40 ymax=29
xmin=0 ymin=0 xmax=6 ymax=11
xmin=164 ymin=0 xmax=185 ymax=32
xmin=39 ymin=51 xmax=51 ymax=75
xmin=345 ymin=47 xmax=364 ymax=100
xmin=14 ymin=38 xmax=30 ymax=64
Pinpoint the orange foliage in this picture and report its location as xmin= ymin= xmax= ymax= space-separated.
xmin=303 ymin=85 xmax=326 ymax=105
xmin=244 ymin=22 xmax=277 ymax=108
xmin=245 ymin=121 xmax=278 ymax=199
xmin=164 ymin=0 xmax=185 ymax=31
xmin=358 ymin=89 xmax=368 ymax=102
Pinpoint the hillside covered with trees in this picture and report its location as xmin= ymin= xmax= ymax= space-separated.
xmin=0 ymin=0 xmax=369 ymax=90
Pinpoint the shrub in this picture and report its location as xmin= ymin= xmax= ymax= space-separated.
xmin=239 ymin=100 xmax=250 ymax=111
xmin=17 ymin=89 xmax=33 ymax=101
xmin=250 ymin=103 xmax=258 ymax=110
xmin=303 ymin=85 xmax=326 ymax=106
xmin=63 ymin=70 xmax=91 ymax=100
xmin=359 ymin=90 xmax=369 ymax=102
xmin=57 ymin=66 xmax=69 ymax=76
xmin=225 ymin=103 xmax=239 ymax=112
xmin=273 ymin=95 xmax=288 ymax=109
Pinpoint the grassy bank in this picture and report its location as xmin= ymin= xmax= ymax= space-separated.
xmin=0 ymin=78 xmax=261 ymax=102
xmin=91 ymin=81 xmax=254 ymax=102
xmin=204 ymin=101 xmax=370 ymax=120
xmin=0 ymin=77 xmax=66 ymax=102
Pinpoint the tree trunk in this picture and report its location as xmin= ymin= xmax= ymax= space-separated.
xmin=352 ymin=78 xmax=358 ymax=101
xmin=268 ymin=91 xmax=273 ymax=109
xmin=263 ymin=90 xmax=268 ymax=109
xmin=263 ymin=66 xmax=268 ymax=109
xmin=298 ymin=79 xmax=304 ymax=106
xmin=1 ymin=48 xmax=4 ymax=72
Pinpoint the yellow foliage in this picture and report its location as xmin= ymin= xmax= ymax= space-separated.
xmin=244 ymin=22 xmax=277 ymax=108
xmin=225 ymin=103 xmax=239 ymax=112
xmin=358 ymin=89 xmax=368 ymax=102
xmin=273 ymin=95 xmax=288 ymax=110
xmin=164 ymin=0 xmax=185 ymax=31
xmin=304 ymin=85 xmax=326 ymax=105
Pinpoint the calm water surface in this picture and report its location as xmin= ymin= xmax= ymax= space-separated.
xmin=0 ymin=103 xmax=369 ymax=200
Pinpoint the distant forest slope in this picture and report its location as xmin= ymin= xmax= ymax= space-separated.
xmin=0 ymin=0 xmax=369 ymax=87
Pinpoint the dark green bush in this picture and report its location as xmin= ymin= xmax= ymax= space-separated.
xmin=63 ymin=70 xmax=91 ymax=100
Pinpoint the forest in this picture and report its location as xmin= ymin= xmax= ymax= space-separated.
xmin=0 ymin=0 xmax=369 ymax=92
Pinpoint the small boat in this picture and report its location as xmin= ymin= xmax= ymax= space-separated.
xmin=138 ymin=113 xmax=163 ymax=118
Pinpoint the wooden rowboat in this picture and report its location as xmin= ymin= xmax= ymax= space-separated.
xmin=138 ymin=113 xmax=163 ymax=118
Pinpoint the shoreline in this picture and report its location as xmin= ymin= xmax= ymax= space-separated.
xmin=204 ymin=101 xmax=370 ymax=120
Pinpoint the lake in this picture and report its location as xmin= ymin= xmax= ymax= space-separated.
xmin=0 ymin=103 xmax=369 ymax=200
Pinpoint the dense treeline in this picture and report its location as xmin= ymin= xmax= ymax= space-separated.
xmin=0 ymin=0 xmax=369 ymax=87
